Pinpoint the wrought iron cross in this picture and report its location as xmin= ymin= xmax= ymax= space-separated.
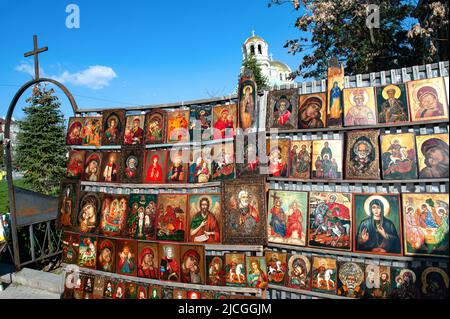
xmin=24 ymin=35 xmax=48 ymax=80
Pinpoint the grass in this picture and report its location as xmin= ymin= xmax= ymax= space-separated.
xmin=0 ymin=179 xmax=33 ymax=214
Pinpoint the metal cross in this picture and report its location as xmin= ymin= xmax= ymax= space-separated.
xmin=23 ymin=35 xmax=48 ymax=80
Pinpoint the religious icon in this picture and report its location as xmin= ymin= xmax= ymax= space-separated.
xmin=166 ymin=109 xmax=190 ymax=143
xmin=222 ymin=177 xmax=267 ymax=245
xmin=238 ymin=70 xmax=257 ymax=131
xmin=267 ymin=190 xmax=308 ymax=246
xmin=166 ymin=149 xmax=189 ymax=183
xmin=173 ymin=289 xmax=187 ymax=299
xmin=407 ymin=77 xmax=449 ymax=122
xmin=420 ymin=267 xmax=449 ymax=299
xmin=161 ymin=287 xmax=174 ymax=299
xmin=345 ymin=130 xmax=380 ymax=180
xmin=390 ymin=267 xmax=420 ymax=299
xmin=96 ymin=238 xmax=116 ymax=273
xmin=81 ymin=116 xmax=102 ymax=146
xmin=266 ymin=138 xmax=290 ymax=178
xmin=127 ymin=194 xmax=157 ymax=240
xmin=57 ymin=181 xmax=79 ymax=229
xmin=224 ymin=253 xmax=247 ymax=287
xmin=123 ymin=114 xmax=145 ymax=145
xmin=206 ymin=255 xmax=226 ymax=286
xmin=187 ymin=291 xmax=201 ymax=299
xmin=212 ymin=104 xmax=237 ymax=139
xmin=66 ymin=150 xmax=85 ymax=179
xmin=72 ymin=273 xmax=84 ymax=299
xmin=286 ymin=254 xmax=311 ymax=290
xmin=125 ymin=281 xmax=137 ymax=299
xmin=92 ymin=276 xmax=105 ymax=299
xmin=137 ymin=242 xmax=159 ymax=279
xmin=211 ymin=142 xmax=235 ymax=180
xmin=327 ymin=61 xmax=345 ymax=127
xmin=298 ymin=93 xmax=327 ymax=129
xmin=100 ymin=151 xmax=121 ymax=183
xmin=337 ymin=262 xmax=365 ymax=298
xmin=364 ymin=263 xmax=391 ymax=299
xmin=381 ymin=132 xmax=418 ymax=179
xmin=145 ymin=109 xmax=166 ymax=144
xmin=66 ymin=117 xmax=83 ymax=145
xmin=235 ymin=133 xmax=260 ymax=178
xmin=120 ymin=147 xmax=144 ymax=183
xmin=402 ymin=193 xmax=449 ymax=257
xmin=143 ymin=150 xmax=167 ymax=184
xmin=156 ymin=194 xmax=187 ymax=242
xmin=159 ymin=243 xmax=180 ymax=282
xmin=246 ymin=256 xmax=268 ymax=289
xmin=289 ymin=140 xmax=312 ymax=179
xmin=82 ymin=152 xmax=103 ymax=182
xmin=63 ymin=270 xmax=78 ymax=299
xmin=308 ymin=192 xmax=352 ymax=251
xmin=188 ymin=194 xmax=221 ymax=243
xmin=189 ymin=147 xmax=212 ymax=183
xmin=101 ymin=109 xmax=125 ymax=145
xmin=180 ymin=245 xmax=205 ymax=284
xmin=81 ymin=274 xmax=95 ymax=299
xmin=61 ymin=231 xmax=80 ymax=264
xmin=375 ymin=84 xmax=410 ymax=124
xmin=343 ymin=87 xmax=377 ymax=126
xmin=415 ymin=133 xmax=449 ymax=179
xmin=99 ymin=194 xmax=128 ymax=236
xmin=149 ymin=285 xmax=162 ymax=299
xmin=266 ymin=89 xmax=299 ymax=130
xmin=189 ymin=105 xmax=212 ymax=141
xmin=311 ymin=139 xmax=343 ymax=180
xmin=353 ymin=193 xmax=403 ymax=255
xmin=103 ymin=279 xmax=115 ymax=299
xmin=265 ymin=251 xmax=287 ymax=286
xmin=78 ymin=236 xmax=97 ymax=269
xmin=113 ymin=281 xmax=126 ymax=299
xmin=77 ymin=192 xmax=101 ymax=233
xmin=136 ymin=284 xmax=149 ymax=299
xmin=311 ymin=256 xmax=337 ymax=295
xmin=116 ymin=239 xmax=137 ymax=276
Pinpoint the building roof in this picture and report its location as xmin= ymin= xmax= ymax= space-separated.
xmin=244 ymin=35 xmax=266 ymax=46
xmin=270 ymin=60 xmax=292 ymax=73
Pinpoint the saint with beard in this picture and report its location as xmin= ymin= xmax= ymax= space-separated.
xmin=189 ymin=197 xmax=220 ymax=243
xmin=351 ymin=138 xmax=375 ymax=174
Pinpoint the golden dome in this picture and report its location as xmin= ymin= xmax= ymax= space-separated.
xmin=270 ymin=60 xmax=292 ymax=73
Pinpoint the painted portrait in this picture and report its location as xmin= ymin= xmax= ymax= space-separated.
xmin=123 ymin=114 xmax=145 ymax=145
xmin=187 ymin=291 xmax=201 ymax=299
xmin=298 ymin=93 xmax=327 ymax=129
xmin=77 ymin=192 xmax=101 ymax=233
xmin=327 ymin=62 xmax=345 ymax=127
xmin=180 ymin=245 xmax=205 ymax=284
xmin=136 ymin=284 xmax=149 ymax=299
xmin=206 ymin=255 xmax=226 ymax=286
xmin=166 ymin=109 xmax=190 ymax=143
xmin=188 ymin=194 xmax=221 ymax=243
xmin=78 ymin=236 xmax=97 ymax=269
xmin=420 ymin=267 xmax=449 ymax=299
xmin=99 ymin=194 xmax=128 ymax=236
xmin=246 ymin=257 xmax=268 ymax=289
xmin=100 ymin=151 xmax=121 ymax=183
xmin=145 ymin=109 xmax=166 ymax=144
xmin=113 ymin=281 xmax=125 ymax=299
xmin=212 ymin=104 xmax=237 ymax=140
xmin=266 ymin=89 xmax=299 ymax=130
xmin=238 ymin=72 xmax=257 ymax=131
xmin=57 ymin=181 xmax=79 ymax=229
xmin=120 ymin=147 xmax=144 ymax=183
xmin=66 ymin=150 xmax=85 ymax=179
xmin=415 ymin=133 xmax=449 ymax=179
xmin=61 ymin=231 xmax=79 ymax=264
xmin=289 ymin=140 xmax=312 ymax=179
xmin=189 ymin=104 xmax=212 ymax=141
xmin=149 ymin=285 xmax=162 ymax=299
xmin=407 ymin=77 xmax=449 ymax=122
xmin=159 ymin=243 xmax=180 ymax=282
xmin=268 ymin=190 xmax=308 ymax=246
xmin=343 ymin=87 xmax=377 ymax=126
xmin=353 ymin=194 xmax=403 ymax=255
xmin=81 ymin=116 xmax=102 ymax=146
xmin=126 ymin=281 xmax=137 ymax=299
xmin=103 ymin=279 xmax=115 ymax=299
xmin=235 ymin=133 xmax=260 ymax=178
xmin=390 ymin=267 xmax=420 ymax=299
xmin=311 ymin=139 xmax=343 ymax=180
xmin=92 ymin=276 xmax=105 ymax=299
xmin=116 ymin=239 xmax=137 ymax=276
xmin=156 ymin=194 xmax=188 ymax=242
xmin=143 ymin=150 xmax=167 ymax=184
xmin=402 ymin=193 xmax=449 ymax=257
xmin=189 ymin=147 xmax=212 ymax=183
xmin=166 ymin=149 xmax=189 ymax=183
xmin=137 ymin=242 xmax=159 ymax=279
xmin=311 ymin=256 xmax=337 ymax=294
xmin=127 ymin=194 xmax=157 ymax=240
xmin=173 ymin=289 xmax=187 ymax=299
xmin=308 ymin=192 xmax=352 ymax=251
xmin=211 ymin=142 xmax=235 ymax=181
xmin=381 ymin=132 xmax=418 ymax=179
xmin=266 ymin=251 xmax=287 ymax=287
xmin=375 ymin=84 xmax=409 ymax=124
xmin=82 ymin=152 xmax=102 ymax=182
xmin=96 ymin=238 xmax=115 ymax=273
xmin=66 ymin=117 xmax=83 ymax=145
xmin=266 ymin=138 xmax=290 ymax=178
xmin=345 ymin=130 xmax=380 ymax=180
xmin=80 ymin=274 xmax=95 ymax=299
xmin=337 ymin=262 xmax=365 ymax=298
xmin=225 ymin=253 xmax=247 ymax=287
xmin=222 ymin=177 xmax=267 ymax=245
xmin=101 ymin=109 xmax=125 ymax=145
xmin=364 ymin=264 xmax=391 ymax=299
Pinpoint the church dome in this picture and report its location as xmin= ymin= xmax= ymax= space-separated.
xmin=270 ymin=60 xmax=292 ymax=73
xmin=244 ymin=35 xmax=266 ymax=45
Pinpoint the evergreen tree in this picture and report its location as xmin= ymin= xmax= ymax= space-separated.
xmin=16 ymin=84 xmax=67 ymax=195
xmin=240 ymin=54 xmax=269 ymax=89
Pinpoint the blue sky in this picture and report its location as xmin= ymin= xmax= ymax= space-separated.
xmin=0 ymin=0 xmax=303 ymax=119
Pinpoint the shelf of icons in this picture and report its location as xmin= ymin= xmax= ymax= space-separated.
xmin=267 ymin=177 xmax=450 ymax=185
xmin=80 ymin=181 xmax=222 ymax=189
xmin=268 ymin=284 xmax=350 ymax=300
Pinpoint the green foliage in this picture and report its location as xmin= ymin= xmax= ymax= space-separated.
xmin=16 ymin=84 xmax=67 ymax=196
xmin=0 ymin=179 xmax=32 ymax=213
xmin=240 ymin=55 xmax=269 ymax=89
